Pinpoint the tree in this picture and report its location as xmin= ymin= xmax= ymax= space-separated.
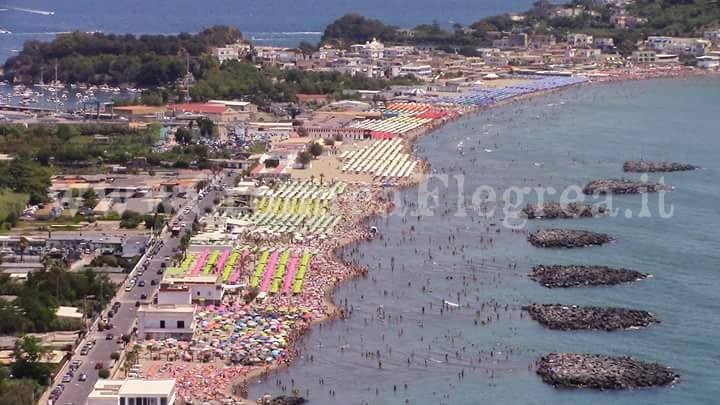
xmin=295 ymin=151 xmax=312 ymax=167
xmin=297 ymin=41 xmax=317 ymax=59
xmin=196 ymin=118 xmax=215 ymax=137
xmin=18 ymin=237 xmax=29 ymax=263
xmin=308 ymin=142 xmax=323 ymax=158
xmin=82 ymin=188 xmax=99 ymax=209
xmin=98 ymin=369 xmax=110 ymax=379
xmin=11 ymin=335 xmax=52 ymax=384
xmin=174 ymin=127 xmax=192 ymax=144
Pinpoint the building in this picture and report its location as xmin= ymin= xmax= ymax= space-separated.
xmin=87 ymin=379 xmax=177 ymax=405
xmin=631 ymin=50 xmax=656 ymax=64
xmin=113 ymin=106 xmax=167 ymax=122
xmin=398 ymin=64 xmax=433 ymax=79
xmin=137 ymin=304 xmax=195 ymax=341
xmin=646 ymin=36 xmax=711 ymax=56
xmin=567 ymin=33 xmax=594 ymax=47
xmin=212 ymin=46 xmax=239 ymax=63
xmin=166 ymin=103 xmax=241 ymax=123
xmin=704 ymin=29 xmax=720 ymax=44
xmin=349 ymin=38 xmax=385 ymax=59
xmin=245 ymin=122 xmax=294 ymax=139
xmin=529 ymin=34 xmax=556 ymax=50
xmin=696 ymin=55 xmax=720 ymax=69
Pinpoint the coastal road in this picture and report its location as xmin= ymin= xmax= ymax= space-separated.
xmin=53 ymin=172 xmax=233 ymax=405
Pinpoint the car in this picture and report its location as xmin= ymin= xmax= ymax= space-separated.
xmin=156 ymin=269 xmax=164 ymax=275
xmin=105 ymin=333 xmax=113 ymax=340
xmin=140 ymin=293 xmax=147 ymax=300
xmin=94 ymin=362 xmax=104 ymax=370
xmin=150 ymin=279 xmax=157 ymax=286
xmin=107 ymin=310 xmax=114 ymax=318
xmin=135 ymin=301 xmax=141 ymax=307
xmin=70 ymin=360 xmax=82 ymax=370
xmin=116 ymin=335 xmax=125 ymax=344
xmin=125 ymin=285 xmax=133 ymax=292
xmin=160 ymin=262 xmax=167 ymax=269
xmin=62 ymin=374 xmax=72 ymax=383
xmin=79 ymin=373 xmax=87 ymax=382
xmin=138 ymin=280 xmax=145 ymax=287
xmin=80 ymin=348 xmax=89 ymax=356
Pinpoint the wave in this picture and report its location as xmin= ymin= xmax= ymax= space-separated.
xmin=10 ymin=7 xmax=55 ymax=16
xmin=7 ymin=31 xmax=71 ymax=36
xmin=247 ymin=31 xmax=322 ymax=36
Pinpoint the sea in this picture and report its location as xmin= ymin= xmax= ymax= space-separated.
xmin=0 ymin=0 xmax=535 ymax=62
xmin=246 ymin=77 xmax=720 ymax=404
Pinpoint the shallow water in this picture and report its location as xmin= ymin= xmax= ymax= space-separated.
xmin=249 ymin=77 xmax=720 ymax=404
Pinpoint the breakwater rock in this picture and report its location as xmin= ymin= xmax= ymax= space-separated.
xmin=583 ymin=179 xmax=671 ymax=195
xmin=524 ymin=304 xmax=658 ymax=331
xmin=624 ymin=160 xmax=697 ymax=173
xmin=537 ymin=353 xmax=678 ymax=389
xmin=528 ymin=229 xmax=611 ymax=248
xmin=523 ymin=202 xmax=606 ymax=219
xmin=265 ymin=396 xmax=307 ymax=405
xmin=529 ymin=265 xmax=648 ymax=288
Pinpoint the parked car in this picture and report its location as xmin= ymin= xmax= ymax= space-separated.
xmin=105 ymin=333 xmax=113 ymax=340
xmin=138 ymin=280 xmax=145 ymax=287
xmin=79 ymin=372 xmax=88 ymax=382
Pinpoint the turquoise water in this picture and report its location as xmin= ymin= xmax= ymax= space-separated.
xmin=249 ymin=77 xmax=720 ymax=404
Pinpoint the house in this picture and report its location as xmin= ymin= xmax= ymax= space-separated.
xmin=212 ymin=46 xmax=239 ymax=62
xmin=137 ymin=304 xmax=195 ymax=341
xmin=529 ymin=34 xmax=556 ymax=50
xmin=87 ymin=379 xmax=177 ymax=405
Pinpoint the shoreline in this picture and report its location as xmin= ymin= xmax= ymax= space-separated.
xmin=151 ymin=67 xmax=716 ymax=404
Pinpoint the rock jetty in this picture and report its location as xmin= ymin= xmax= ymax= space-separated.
xmin=529 ymin=265 xmax=648 ymax=288
xmin=263 ymin=396 xmax=307 ymax=405
xmin=524 ymin=304 xmax=658 ymax=331
xmin=623 ymin=160 xmax=697 ymax=173
xmin=523 ymin=202 xmax=606 ymax=219
xmin=537 ymin=353 xmax=678 ymax=389
xmin=583 ymin=178 xmax=671 ymax=195
xmin=528 ymin=229 xmax=611 ymax=248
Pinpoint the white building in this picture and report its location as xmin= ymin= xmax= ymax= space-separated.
xmin=646 ymin=36 xmax=711 ymax=56
xmin=398 ymin=64 xmax=433 ymax=79
xmin=137 ymin=304 xmax=195 ymax=341
xmin=245 ymin=122 xmax=295 ymax=139
xmin=350 ymin=38 xmax=385 ymax=59
xmin=87 ymin=379 xmax=177 ymax=405
xmin=212 ymin=47 xmax=239 ymax=63
xmin=696 ymin=55 xmax=719 ymax=69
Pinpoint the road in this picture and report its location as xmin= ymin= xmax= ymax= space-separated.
xmin=53 ymin=172 xmax=233 ymax=405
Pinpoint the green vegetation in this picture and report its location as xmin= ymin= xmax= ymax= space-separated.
xmin=0 ymin=158 xmax=51 ymax=205
xmin=89 ymin=254 xmax=139 ymax=271
xmin=0 ymin=189 xmax=29 ymax=230
xmin=0 ymin=262 xmax=116 ymax=335
xmin=9 ymin=336 xmax=53 ymax=394
xmin=4 ymin=26 xmax=243 ymax=86
xmin=0 ymin=124 xmax=215 ymax=173
xmin=119 ymin=211 xmax=144 ymax=229
xmin=190 ymin=60 xmax=418 ymax=105
xmin=321 ymin=1 xmax=719 ymax=56
xmin=0 ymin=368 xmax=41 ymax=405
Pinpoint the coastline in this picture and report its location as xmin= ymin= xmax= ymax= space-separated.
xmin=230 ymin=66 xmax=718 ymax=403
